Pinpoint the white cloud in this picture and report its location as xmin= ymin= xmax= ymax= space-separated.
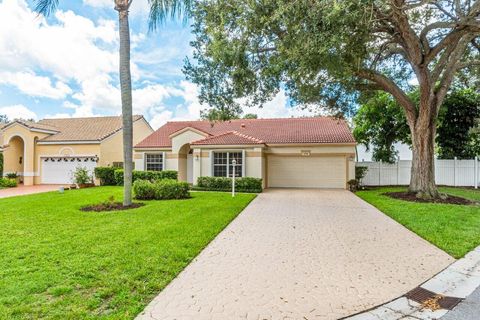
xmin=0 ymin=104 xmax=37 ymax=120
xmin=150 ymin=110 xmax=173 ymax=129
xmin=83 ymin=0 xmax=111 ymax=8
xmin=0 ymin=71 xmax=72 ymax=99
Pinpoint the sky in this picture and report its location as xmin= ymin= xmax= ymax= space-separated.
xmin=0 ymin=0 xmax=314 ymax=129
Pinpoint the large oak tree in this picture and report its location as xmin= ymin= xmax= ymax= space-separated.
xmin=185 ymin=0 xmax=480 ymax=198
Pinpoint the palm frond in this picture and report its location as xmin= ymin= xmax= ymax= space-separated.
xmin=33 ymin=0 xmax=59 ymax=16
xmin=148 ymin=0 xmax=192 ymax=31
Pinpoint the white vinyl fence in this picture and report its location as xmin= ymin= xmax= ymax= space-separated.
xmin=357 ymin=158 xmax=480 ymax=188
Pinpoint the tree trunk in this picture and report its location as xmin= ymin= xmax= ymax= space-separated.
xmin=408 ymin=114 xmax=440 ymax=198
xmin=117 ymin=7 xmax=133 ymax=206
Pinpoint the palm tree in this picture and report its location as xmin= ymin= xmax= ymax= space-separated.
xmin=34 ymin=0 xmax=191 ymax=206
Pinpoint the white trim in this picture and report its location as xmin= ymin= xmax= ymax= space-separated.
xmin=169 ymin=127 xmax=209 ymax=139
xmin=162 ymin=152 xmax=166 ymax=170
xmin=37 ymin=141 xmax=101 ymax=145
xmin=1 ymin=121 xmax=58 ymax=135
xmin=193 ymin=144 xmax=264 ymax=149
xmin=134 ymin=147 xmax=172 ymax=152
xmin=30 ymin=128 xmax=59 ymax=134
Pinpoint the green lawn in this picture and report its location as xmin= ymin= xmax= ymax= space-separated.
xmin=356 ymin=186 xmax=480 ymax=259
xmin=0 ymin=187 xmax=256 ymax=319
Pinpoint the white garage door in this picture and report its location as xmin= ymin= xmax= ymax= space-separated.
xmin=268 ymin=156 xmax=346 ymax=188
xmin=41 ymin=157 xmax=97 ymax=184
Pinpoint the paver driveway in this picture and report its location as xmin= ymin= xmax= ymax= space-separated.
xmin=0 ymin=184 xmax=61 ymax=198
xmin=137 ymin=189 xmax=454 ymax=320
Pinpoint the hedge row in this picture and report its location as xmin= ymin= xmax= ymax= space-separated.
xmin=196 ymin=176 xmax=262 ymax=193
xmin=114 ymin=169 xmax=178 ymax=185
xmin=94 ymin=167 xmax=116 ymax=186
xmin=133 ymin=179 xmax=190 ymax=200
xmin=0 ymin=178 xmax=17 ymax=188
xmin=94 ymin=167 xmax=178 ymax=186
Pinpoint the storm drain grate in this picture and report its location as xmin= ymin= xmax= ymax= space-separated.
xmin=405 ymin=287 xmax=463 ymax=310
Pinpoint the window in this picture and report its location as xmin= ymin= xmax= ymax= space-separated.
xmin=213 ymin=151 xmax=243 ymax=177
xmin=145 ymin=153 xmax=163 ymax=171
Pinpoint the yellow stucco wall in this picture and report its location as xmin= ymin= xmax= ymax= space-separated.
xmin=2 ymin=124 xmax=51 ymax=185
xmin=2 ymin=118 xmax=154 ymax=185
xmin=99 ymin=118 xmax=154 ymax=168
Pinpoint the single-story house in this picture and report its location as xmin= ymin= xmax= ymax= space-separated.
xmin=1 ymin=115 xmax=153 ymax=185
xmin=134 ymin=117 xmax=356 ymax=189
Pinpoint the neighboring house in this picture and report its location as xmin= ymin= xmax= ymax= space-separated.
xmin=0 ymin=116 xmax=153 ymax=185
xmin=134 ymin=117 xmax=356 ymax=189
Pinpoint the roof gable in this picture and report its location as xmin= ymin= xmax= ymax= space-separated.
xmin=136 ymin=117 xmax=355 ymax=148
xmin=192 ymin=131 xmax=264 ymax=146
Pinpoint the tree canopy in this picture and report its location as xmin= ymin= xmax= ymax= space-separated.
xmin=437 ymin=88 xmax=480 ymax=159
xmin=185 ymin=0 xmax=480 ymax=197
xmin=353 ymin=92 xmax=410 ymax=163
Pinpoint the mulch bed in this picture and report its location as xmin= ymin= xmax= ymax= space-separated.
xmin=80 ymin=202 xmax=145 ymax=212
xmin=384 ymin=192 xmax=474 ymax=205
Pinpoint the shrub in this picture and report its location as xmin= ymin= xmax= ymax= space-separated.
xmin=154 ymin=179 xmax=190 ymax=200
xmin=73 ymin=166 xmax=93 ymax=185
xmin=355 ymin=166 xmax=368 ymax=186
xmin=197 ymin=176 xmax=231 ymax=190
xmin=94 ymin=167 xmax=116 ymax=186
xmin=114 ymin=170 xmax=178 ymax=185
xmin=133 ymin=180 xmax=156 ymax=200
xmin=196 ymin=176 xmax=262 ymax=193
xmin=133 ymin=179 xmax=190 ymax=200
xmin=5 ymin=172 xmax=17 ymax=179
xmin=0 ymin=178 xmax=17 ymax=188
xmin=347 ymin=179 xmax=359 ymax=192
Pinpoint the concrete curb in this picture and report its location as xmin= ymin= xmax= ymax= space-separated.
xmin=344 ymin=245 xmax=480 ymax=320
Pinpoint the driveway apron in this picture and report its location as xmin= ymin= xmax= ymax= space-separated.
xmin=137 ymin=189 xmax=454 ymax=320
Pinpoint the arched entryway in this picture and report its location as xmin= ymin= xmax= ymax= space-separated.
xmin=5 ymin=135 xmax=25 ymax=183
xmin=178 ymin=143 xmax=193 ymax=183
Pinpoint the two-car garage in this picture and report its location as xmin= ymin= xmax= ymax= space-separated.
xmin=267 ymin=155 xmax=348 ymax=189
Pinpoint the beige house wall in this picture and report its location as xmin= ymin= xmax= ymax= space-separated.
xmin=100 ymin=118 xmax=153 ymax=168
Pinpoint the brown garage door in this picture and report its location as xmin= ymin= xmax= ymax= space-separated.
xmin=267 ymin=155 xmax=346 ymax=188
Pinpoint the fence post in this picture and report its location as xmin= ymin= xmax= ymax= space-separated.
xmin=454 ymin=157 xmax=457 ymax=187
xmin=379 ymin=160 xmax=382 ymax=186
xmin=475 ymin=156 xmax=478 ymax=189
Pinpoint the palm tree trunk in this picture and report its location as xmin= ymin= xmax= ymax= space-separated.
xmin=117 ymin=5 xmax=133 ymax=206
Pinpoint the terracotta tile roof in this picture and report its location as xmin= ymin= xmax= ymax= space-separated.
xmin=192 ymin=131 xmax=265 ymax=145
xmin=136 ymin=117 xmax=355 ymax=148
xmin=36 ymin=115 xmax=144 ymax=142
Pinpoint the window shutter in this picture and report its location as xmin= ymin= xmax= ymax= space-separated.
xmin=242 ymin=150 xmax=246 ymax=177
xmin=210 ymin=150 xmax=214 ymax=176
xmin=162 ymin=152 xmax=166 ymax=170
